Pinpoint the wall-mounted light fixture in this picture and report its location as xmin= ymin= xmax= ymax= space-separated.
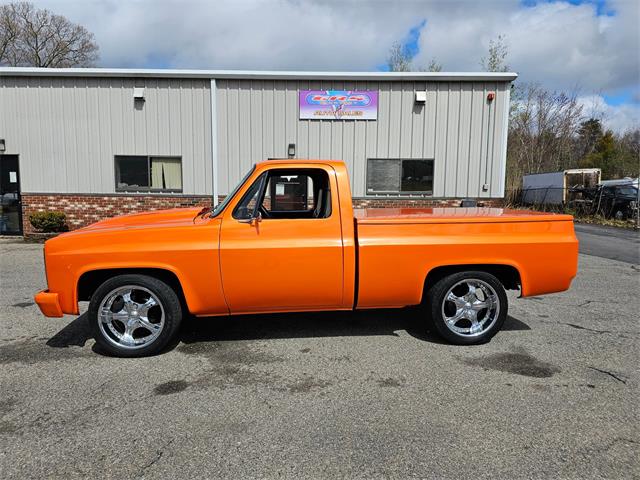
xmin=287 ymin=143 xmax=296 ymax=158
xmin=0 ymin=139 xmax=5 ymax=153
xmin=415 ymin=91 xmax=427 ymax=103
xmin=487 ymin=91 xmax=495 ymax=102
xmin=133 ymin=87 xmax=145 ymax=101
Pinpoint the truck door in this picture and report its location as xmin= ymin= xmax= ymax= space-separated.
xmin=219 ymin=166 xmax=344 ymax=313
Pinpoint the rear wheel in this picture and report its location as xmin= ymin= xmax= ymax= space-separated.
xmin=425 ymin=271 xmax=507 ymax=345
xmin=87 ymin=274 xmax=183 ymax=357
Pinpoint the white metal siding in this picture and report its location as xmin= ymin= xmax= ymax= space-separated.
xmin=0 ymin=76 xmax=213 ymax=194
xmin=0 ymin=73 xmax=512 ymax=199
xmin=216 ymin=79 xmax=510 ymax=197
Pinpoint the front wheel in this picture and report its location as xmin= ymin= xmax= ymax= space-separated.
xmin=425 ymin=271 xmax=508 ymax=345
xmin=87 ymin=274 xmax=183 ymax=357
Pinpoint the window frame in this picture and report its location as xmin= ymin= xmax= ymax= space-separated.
xmin=232 ymin=168 xmax=333 ymax=221
xmin=114 ymin=155 xmax=184 ymax=193
xmin=365 ymin=158 xmax=435 ymax=197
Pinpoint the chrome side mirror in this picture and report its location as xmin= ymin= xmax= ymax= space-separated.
xmin=238 ymin=211 xmax=262 ymax=225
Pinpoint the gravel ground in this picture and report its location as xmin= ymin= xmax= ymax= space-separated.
xmin=0 ymin=239 xmax=638 ymax=479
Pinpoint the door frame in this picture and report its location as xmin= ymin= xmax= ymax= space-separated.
xmin=0 ymin=154 xmax=23 ymax=236
xmin=218 ymin=162 xmax=348 ymax=313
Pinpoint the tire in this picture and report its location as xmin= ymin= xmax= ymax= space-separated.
xmin=613 ymin=209 xmax=626 ymax=221
xmin=425 ymin=271 xmax=508 ymax=345
xmin=87 ymin=274 xmax=183 ymax=357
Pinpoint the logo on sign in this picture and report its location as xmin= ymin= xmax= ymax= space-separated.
xmin=305 ymin=93 xmax=372 ymax=107
xmin=299 ymin=90 xmax=378 ymax=120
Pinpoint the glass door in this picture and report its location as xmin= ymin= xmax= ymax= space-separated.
xmin=0 ymin=155 xmax=22 ymax=235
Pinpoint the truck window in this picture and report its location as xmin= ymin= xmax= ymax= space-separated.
xmin=234 ymin=169 xmax=332 ymax=220
xmin=233 ymin=172 xmax=267 ymax=220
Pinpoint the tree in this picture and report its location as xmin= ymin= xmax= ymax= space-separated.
xmin=506 ymin=83 xmax=584 ymax=195
xmin=0 ymin=1 xmax=99 ymax=67
xmin=481 ymin=34 xmax=509 ymax=72
xmin=386 ymin=41 xmax=442 ymax=72
xmin=580 ymin=129 xmax=640 ymax=179
xmin=577 ymin=118 xmax=604 ymax=159
xmin=386 ymin=41 xmax=412 ymax=72
xmin=0 ymin=4 xmax=19 ymax=63
xmin=425 ymin=59 xmax=442 ymax=72
xmin=580 ymin=131 xmax=618 ymax=178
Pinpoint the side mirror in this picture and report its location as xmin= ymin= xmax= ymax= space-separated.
xmin=238 ymin=211 xmax=262 ymax=225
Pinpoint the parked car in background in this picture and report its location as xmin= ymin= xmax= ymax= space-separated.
xmin=596 ymin=184 xmax=639 ymax=220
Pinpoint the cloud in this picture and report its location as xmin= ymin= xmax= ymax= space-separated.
xmin=578 ymin=94 xmax=640 ymax=132
xmin=31 ymin=0 xmax=640 ymax=131
xmin=36 ymin=0 xmax=419 ymax=70
xmin=414 ymin=0 xmax=639 ymax=94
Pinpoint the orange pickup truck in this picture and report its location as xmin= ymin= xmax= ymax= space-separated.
xmin=35 ymin=160 xmax=579 ymax=357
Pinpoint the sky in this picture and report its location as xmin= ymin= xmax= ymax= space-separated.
xmin=33 ymin=0 xmax=640 ymax=132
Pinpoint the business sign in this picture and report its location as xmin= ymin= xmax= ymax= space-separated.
xmin=299 ymin=90 xmax=378 ymax=120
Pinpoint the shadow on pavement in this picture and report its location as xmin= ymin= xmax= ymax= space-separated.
xmin=179 ymin=309 xmax=531 ymax=346
xmin=46 ymin=313 xmax=92 ymax=348
xmin=45 ymin=309 xmax=530 ymax=351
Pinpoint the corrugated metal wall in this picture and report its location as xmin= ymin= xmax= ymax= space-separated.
xmin=216 ymin=79 xmax=510 ymax=198
xmin=0 ymin=76 xmax=213 ymax=194
xmin=0 ymin=75 xmax=510 ymax=198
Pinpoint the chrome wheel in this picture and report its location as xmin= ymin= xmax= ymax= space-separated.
xmin=98 ymin=285 xmax=165 ymax=350
xmin=441 ymin=279 xmax=500 ymax=337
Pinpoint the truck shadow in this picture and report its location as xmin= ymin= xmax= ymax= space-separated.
xmin=45 ymin=310 xmax=531 ymax=351
xmin=178 ymin=308 xmax=531 ymax=347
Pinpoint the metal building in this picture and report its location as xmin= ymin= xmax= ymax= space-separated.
xmin=0 ymin=68 xmax=516 ymax=235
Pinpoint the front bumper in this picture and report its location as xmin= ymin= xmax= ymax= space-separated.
xmin=34 ymin=290 xmax=64 ymax=317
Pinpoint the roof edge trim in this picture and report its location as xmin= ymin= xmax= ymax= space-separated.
xmin=0 ymin=67 xmax=518 ymax=82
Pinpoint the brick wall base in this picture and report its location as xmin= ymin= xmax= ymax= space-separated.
xmin=21 ymin=193 xmax=504 ymax=234
xmin=21 ymin=194 xmax=212 ymax=234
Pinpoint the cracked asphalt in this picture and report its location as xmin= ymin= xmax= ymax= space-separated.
xmin=0 ymin=238 xmax=638 ymax=479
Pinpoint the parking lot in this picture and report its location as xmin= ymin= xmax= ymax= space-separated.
xmin=0 ymin=236 xmax=638 ymax=479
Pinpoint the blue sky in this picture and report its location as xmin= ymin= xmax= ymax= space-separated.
xmin=34 ymin=0 xmax=639 ymax=131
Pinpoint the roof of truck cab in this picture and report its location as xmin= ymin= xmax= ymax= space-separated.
xmin=257 ymin=159 xmax=345 ymax=166
xmin=354 ymin=207 xmax=574 ymax=224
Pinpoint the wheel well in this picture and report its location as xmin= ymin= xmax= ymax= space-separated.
xmin=77 ymin=268 xmax=186 ymax=305
xmin=423 ymin=264 xmax=521 ymax=298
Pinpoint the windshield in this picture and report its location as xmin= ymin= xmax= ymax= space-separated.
xmin=209 ymin=165 xmax=256 ymax=217
xmin=617 ymin=186 xmax=638 ymax=196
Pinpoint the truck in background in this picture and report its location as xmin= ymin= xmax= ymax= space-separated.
xmin=522 ymin=169 xmax=601 ymax=205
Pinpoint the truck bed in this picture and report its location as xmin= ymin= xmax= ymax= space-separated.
xmin=353 ymin=207 xmax=578 ymax=309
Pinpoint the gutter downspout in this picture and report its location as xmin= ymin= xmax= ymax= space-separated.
xmin=210 ymin=78 xmax=218 ymax=206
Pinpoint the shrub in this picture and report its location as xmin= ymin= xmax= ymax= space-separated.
xmin=29 ymin=211 xmax=67 ymax=232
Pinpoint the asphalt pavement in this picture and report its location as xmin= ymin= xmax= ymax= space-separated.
xmin=0 ymin=238 xmax=638 ymax=479
xmin=575 ymin=223 xmax=640 ymax=264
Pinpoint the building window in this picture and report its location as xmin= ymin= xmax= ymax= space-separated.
xmin=366 ymin=158 xmax=434 ymax=195
xmin=115 ymin=156 xmax=182 ymax=192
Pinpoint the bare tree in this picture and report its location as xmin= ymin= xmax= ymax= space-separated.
xmin=506 ymin=83 xmax=584 ymax=194
xmin=0 ymin=4 xmax=19 ymax=63
xmin=387 ymin=41 xmax=443 ymax=72
xmin=425 ymin=58 xmax=442 ymax=72
xmin=0 ymin=1 xmax=99 ymax=67
xmin=386 ymin=41 xmax=412 ymax=72
xmin=481 ymin=34 xmax=509 ymax=72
